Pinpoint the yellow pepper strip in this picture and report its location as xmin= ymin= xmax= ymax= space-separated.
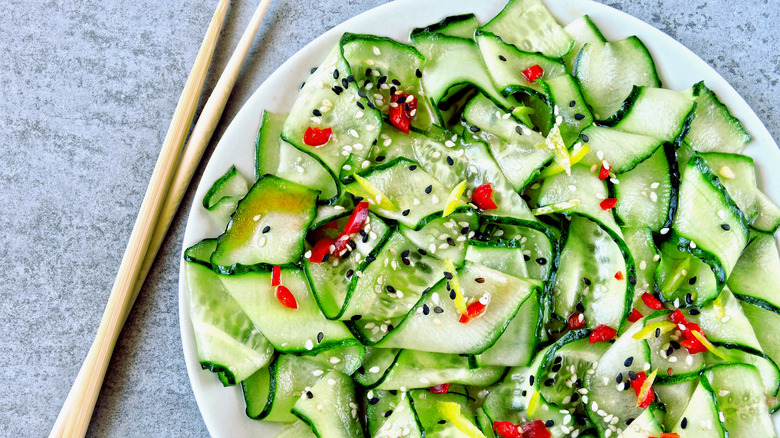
xmin=539 ymin=124 xmax=571 ymax=176
xmin=438 ymin=402 xmax=486 ymax=438
xmin=511 ymin=105 xmax=535 ymax=128
xmin=539 ymin=144 xmax=591 ymax=178
xmin=633 ymin=321 xmax=677 ymax=340
xmin=443 ymin=180 xmax=467 ymax=217
xmin=353 ymin=173 xmax=397 ymax=211
xmin=527 ymin=391 xmax=541 ymax=417
xmin=444 ymin=257 xmax=467 ymax=315
xmin=660 ymin=258 xmax=691 ymax=298
xmin=690 ymin=330 xmax=732 ymax=362
xmin=531 ymin=199 xmax=580 ymax=216
xmin=636 ymin=369 xmax=657 ymax=407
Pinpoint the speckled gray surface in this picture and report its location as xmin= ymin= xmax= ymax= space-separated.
xmin=1 ymin=0 xmax=777 ymax=436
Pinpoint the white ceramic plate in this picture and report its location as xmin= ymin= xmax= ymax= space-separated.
xmin=179 ymin=0 xmax=780 ymax=436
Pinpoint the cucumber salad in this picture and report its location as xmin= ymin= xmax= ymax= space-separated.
xmin=184 ymin=0 xmax=780 ymax=436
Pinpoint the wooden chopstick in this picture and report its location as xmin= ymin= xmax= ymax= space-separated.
xmin=126 ymin=0 xmax=273 ymax=325
xmin=50 ymin=0 xmax=230 ymax=436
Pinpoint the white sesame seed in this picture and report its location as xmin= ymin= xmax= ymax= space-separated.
xmin=305 ymin=339 xmax=314 ymax=350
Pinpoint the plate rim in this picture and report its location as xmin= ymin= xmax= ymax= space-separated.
xmin=178 ymin=1 xmax=780 ymax=436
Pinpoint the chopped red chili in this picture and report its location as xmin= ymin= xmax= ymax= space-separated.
xmin=598 ymin=164 xmax=610 ymax=180
xmin=275 ymin=285 xmax=298 ymax=309
xmin=303 ymin=126 xmax=332 ymax=146
xmin=343 ymin=202 xmax=369 ymax=235
xmin=589 ymin=324 xmax=617 ymax=343
xmin=568 ymin=312 xmax=586 ymax=330
xmin=309 ymin=237 xmax=336 ymax=263
xmin=600 ymin=198 xmax=617 ymax=210
xmin=472 ymin=183 xmax=498 ymax=210
xmin=459 ymin=300 xmax=487 ymax=323
xmin=272 ymin=265 xmax=281 ymax=287
xmin=389 ymin=93 xmax=417 ymax=134
xmin=669 ymin=309 xmax=688 ymax=325
xmin=428 ymin=383 xmax=450 ymax=394
xmin=522 ymin=64 xmax=544 ymax=83
xmin=627 ymin=308 xmax=643 ymax=323
xmin=615 ymin=271 xmax=624 ymax=280
xmin=641 ymin=292 xmax=665 ymax=310
xmin=493 ymin=421 xmax=522 ymax=438
xmin=629 ymin=371 xmax=655 ymax=408
xmin=521 ymin=420 xmax=551 ymax=438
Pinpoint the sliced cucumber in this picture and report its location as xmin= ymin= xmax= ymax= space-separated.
xmin=273 ymin=421 xmax=317 ymax=438
xmin=475 ymin=30 xmax=567 ymax=99
xmin=475 ymin=289 xmax=540 ymax=367
xmin=255 ymin=110 xmax=338 ymax=201
xmin=344 ymin=157 xmax=469 ymax=230
xmin=654 ymin=239 xmax=718 ymax=307
xmin=474 ymin=222 xmax=556 ymax=283
xmin=376 ymin=262 xmax=541 ymax=354
xmin=183 ymin=238 xmax=218 ymax=268
xmin=465 ymin=241 xmax=529 ymax=278
xmin=202 ymin=165 xmax=249 ymax=227
xmin=688 ymin=287 xmax=762 ymax=353
xmin=411 ymin=13 xmax=480 ymax=39
xmin=211 ymin=175 xmax=319 ymax=273
xmin=538 ymin=337 xmax=609 ymax=408
xmin=353 ymin=347 xmax=400 ymax=387
xmin=684 ymin=81 xmax=752 ymax=154
xmin=369 ymin=350 xmax=504 ymax=390
xmin=611 ymin=145 xmax=674 ymax=233
xmin=400 ymin=212 xmax=477 ymax=266
xmin=578 ymin=125 xmax=664 ymax=174
xmin=699 ymin=151 xmax=758 ymax=220
xmin=654 ymin=377 xmax=697 ymax=429
xmin=620 ymin=408 xmax=663 ymax=438
xmin=282 ymin=44 xmax=382 ymax=179
xmin=752 ymin=189 xmax=780 ymax=233
xmin=539 ymin=74 xmax=593 ymax=147
xmin=291 ymin=371 xmax=364 ymax=437
xmin=703 ymin=364 xmax=775 ymax=437
xmin=742 ymin=301 xmax=780 ymax=383
xmin=668 ymin=378 xmax=726 ymax=437
xmin=185 ymin=257 xmax=273 ymax=385
xmin=643 ymin=313 xmax=704 ymax=381
xmin=480 ymin=0 xmax=573 ymax=58
xmin=603 ymin=86 xmax=695 ymax=145
xmin=462 ymin=93 xmax=551 ymax=191
xmin=341 ymin=33 xmax=437 ymax=132
xmin=372 ymin=391 xmax=424 ymax=438
xmin=621 ymin=227 xmax=659 ymax=299
xmin=218 ymin=268 xmax=364 ymax=372
xmin=563 ymin=15 xmax=605 ymax=73
xmin=553 ymin=215 xmax=630 ymax=330
xmin=574 ymin=37 xmax=660 ymax=120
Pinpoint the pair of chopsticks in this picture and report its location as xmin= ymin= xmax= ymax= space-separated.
xmin=49 ymin=0 xmax=272 ymax=436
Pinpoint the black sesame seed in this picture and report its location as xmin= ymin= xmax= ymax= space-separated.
xmin=688 ymin=276 xmax=697 ymax=285
xmin=392 ymin=79 xmax=401 ymax=86
xmin=616 ymin=373 xmax=623 ymax=384
xmin=365 ymin=255 xmax=376 ymax=263
xmin=434 ymin=306 xmax=444 ymax=314
xmin=376 ymin=155 xmax=386 ymax=162
xmin=401 ymin=250 xmax=410 ymax=258
xmin=625 ymin=418 xmax=635 ymax=426
xmin=580 ymin=133 xmax=590 ymax=142
xmin=535 ymin=257 xmax=547 ymax=265
xmin=438 ymin=420 xmax=446 ymax=425
xmin=447 ymin=237 xmax=456 ymax=246
xmin=515 ymin=125 xmax=524 ymax=135
xmin=444 ymin=272 xmax=453 ymax=280
xmin=418 ymin=248 xmax=427 ymax=256
xmin=341 ymin=250 xmax=351 ymax=259
xmin=310 ymin=67 xmax=318 ymax=74
xmin=470 ymin=125 xmax=480 ymax=133
xmin=545 ymin=420 xmax=554 ymax=427
xmin=347 ymin=75 xmax=355 ymax=83
xmin=401 ymin=257 xmax=410 ymax=266
xmin=307 ymin=391 xmax=314 ymax=399
xmin=544 ymin=378 xmax=555 ymax=387
xmin=378 ymin=76 xmax=387 ymax=85
xmin=529 ymin=375 xmax=535 ymax=385
xmin=341 ymin=78 xmax=349 ymax=89
xmin=628 ymin=276 xmax=637 ymax=285
xmin=358 ymin=89 xmax=367 ymax=99
xmin=346 ymin=269 xmax=354 ymax=278
xmin=386 ymin=285 xmax=396 ymax=293
xmin=552 ymin=363 xmax=562 ymax=372
xmin=569 ymin=100 xmax=576 ymax=108
xmin=499 ymin=55 xmax=507 ymax=62
xmin=332 ymin=86 xmax=343 ymax=95
xmin=624 ymin=357 xmax=634 ymax=367
xmin=628 ymin=371 xmax=637 ymax=380
xmin=721 ymin=223 xmax=730 ymax=231
xmin=322 ymin=254 xmax=330 ymax=262
xmin=365 ymin=68 xmax=372 ymax=76
xmin=685 ymin=293 xmax=693 ymax=304
xmin=681 ymin=417 xmax=688 ymax=429
xmin=317 ymin=332 xmax=324 ymax=343
xmin=262 ymin=226 xmax=271 ymax=234
xmin=384 ymin=410 xmax=393 ymax=418
xmin=521 ymin=390 xmax=527 ymax=397
xmin=475 ymin=277 xmax=485 ymax=284
xmin=333 ymin=69 xmax=340 ymax=79
xmin=387 ymin=324 xmax=394 ymax=331
xmin=447 ymin=156 xmax=454 ymax=166
xmin=367 ymin=101 xmax=376 ymax=109
xmin=423 ymin=304 xmax=430 ymax=315
xmin=312 ymin=109 xmax=322 ymax=116
xmin=689 ymin=309 xmax=700 ymax=315
xmin=351 ymin=314 xmax=362 ymax=321
xmin=362 ymin=234 xmax=369 ymax=243
xmin=300 ymin=82 xmax=305 ymax=89
xmin=409 ymin=165 xmax=417 ymax=171
xmin=554 ymin=355 xmax=562 ymax=364
xmin=576 ymin=302 xmax=585 ymax=313
xmin=523 ymin=254 xmax=531 ymax=262
xmin=655 ymin=328 xmax=661 ymax=338
xmin=389 ymin=390 xmax=397 ymax=395
xmin=402 ymin=209 xmax=410 ymax=216
xmin=368 ymin=397 xmax=379 ymax=404
xmin=446 ymin=282 xmax=451 ymax=291
xmin=574 ymin=113 xmax=585 ymax=120
xmin=449 ymin=290 xmax=456 ymax=300
xmin=425 ymin=185 xmax=433 ymax=194
xmin=571 ymin=393 xmax=579 ymax=402
xmin=670 ymin=340 xmax=681 ymax=350
xmin=415 ymin=68 xmax=422 ymax=78
xmin=397 ymin=95 xmax=407 ymax=104
xmin=356 ymin=101 xmax=365 ymax=110
xmin=666 ymin=346 xmax=674 ymax=356
xmin=583 ymin=277 xmax=592 ymax=286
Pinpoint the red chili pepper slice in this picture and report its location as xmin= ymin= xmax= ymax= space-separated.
xmin=272 ymin=265 xmax=281 ymax=287
xmin=309 ymin=238 xmax=336 ymax=263
xmin=389 ymin=93 xmax=417 ymax=134
xmin=275 ymin=285 xmax=298 ymax=309
xmin=568 ymin=312 xmax=586 ymax=330
xmin=629 ymin=371 xmax=655 ymax=408
xmin=680 ymin=322 xmax=707 ymax=354
xmin=641 ymin=292 xmax=665 ymax=310
xmin=660 ymin=434 xmax=680 ymax=438
xmin=627 ymin=308 xmax=643 ymax=323
xmin=303 ymin=127 xmax=332 ymax=146
xmin=323 ymin=220 xmax=340 ymax=230
xmin=598 ymin=164 xmax=610 ymax=180
xmin=459 ymin=300 xmax=487 ymax=323
xmin=589 ymin=324 xmax=617 ymax=343
xmin=343 ymin=202 xmax=370 ymax=235
xmin=428 ymin=383 xmax=450 ymax=394
xmin=522 ymin=64 xmax=544 ymax=83
xmin=615 ymin=271 xmax=624 ymax=280
xmin=493 ymin=421 xmax=522 ymax=438
xmin=472 ymin=183 xmax=498 ymax=210
xmin=521 ymin=420 xmax=551 ymax=438
xmin=600 ymin=198 xmax=617 ymax=210
xmin=669 ymin=309 xmax=688 ymax=325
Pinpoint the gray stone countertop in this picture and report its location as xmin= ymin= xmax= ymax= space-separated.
xmin=1 ymin=0 xmax=777 ymax=436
